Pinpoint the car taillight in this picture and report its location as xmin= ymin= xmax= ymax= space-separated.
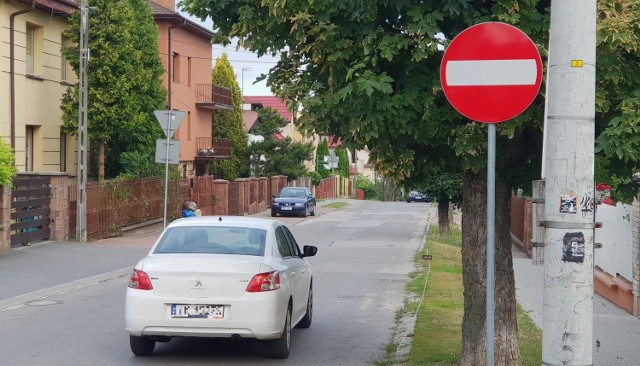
xmin=246 ymin=271 xmax=281 ymax=292
xmin=128 ymin=269 xmax=153 ymax=290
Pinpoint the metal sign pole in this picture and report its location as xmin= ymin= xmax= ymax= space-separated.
xmin=486 ymin=123 xmax=496 ymax=366
xmin=163 ymin=112 xmax=172 ymax=229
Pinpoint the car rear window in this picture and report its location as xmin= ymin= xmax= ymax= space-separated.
xmin=154 ymin=226 xmax=266 ymax=256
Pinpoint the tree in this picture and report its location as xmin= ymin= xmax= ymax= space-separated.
xmin=180 ymin=0 xmax=640 ymax=363
xmin=0 ymin=138 xmax=17 ymax=187
xmin=179 ymin=1 xmax=544 ymax=363
xmin=315 ymin=139 xmax=330 ymax=178
xmin=336 ymin=147 xmax=350 ymax=178
xmin=61 ymin=0 xmax=166 ymax=182
xmin=593 ymin=1 xmax=640 ymax=203
xmin=210 ymin=53 xmax=249 ymax=180
xmin=248 ymin=107 xmax=313 ymax=179
xmin=413 ymin=172 xmax=463 ymax=236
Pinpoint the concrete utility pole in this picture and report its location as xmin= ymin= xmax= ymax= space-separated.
xmin=76 ymin=0 xmax=90 ymax=242
xmin=542 ymin=1 xmax=597 ymax=365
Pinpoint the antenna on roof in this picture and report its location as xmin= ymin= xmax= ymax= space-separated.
xmin=218 ymin=217 xmax=222 ymax=222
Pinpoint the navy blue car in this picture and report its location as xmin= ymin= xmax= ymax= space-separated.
xmin=271 ymin=187 xmax=316 ymax=217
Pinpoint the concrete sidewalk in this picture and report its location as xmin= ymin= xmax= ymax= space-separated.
xmin=513 ymin=248 xmax=640 ymax=366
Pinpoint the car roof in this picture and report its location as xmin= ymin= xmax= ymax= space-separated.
xmin=168 ymin=216 xmax=281 ymax=231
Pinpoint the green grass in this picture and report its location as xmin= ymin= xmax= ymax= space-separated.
xmin=395 ymin=225 xmax=542 ymax=365
xmin=322 ymin=201 xmax=350 ymax=209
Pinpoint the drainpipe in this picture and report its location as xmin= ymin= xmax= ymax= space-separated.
xmin=9 ymin=0 xmax=37 ymax=149
xmin=167 ymin=20 xmax=186 ymax=109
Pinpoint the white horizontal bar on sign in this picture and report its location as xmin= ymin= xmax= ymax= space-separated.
xmin=445 ymin=59 xmax=537 ymax=86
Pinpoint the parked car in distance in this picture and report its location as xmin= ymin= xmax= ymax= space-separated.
xmin=271 ymin=187 xmax=316 ymax=217
xmin=406 ymin=190 xmax=432 ymax=203
xmin=125 ymin=216 xmax=318 ymax=359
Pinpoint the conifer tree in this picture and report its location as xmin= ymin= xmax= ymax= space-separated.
xmin=248 ymin=107 xmax=312 ymax=179
xmin=210 ymin=53 xmax=249 ymax=180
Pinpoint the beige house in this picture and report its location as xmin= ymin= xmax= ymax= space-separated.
xmin=0 ymin=0 xmax=77 ymax=174
xmin=1 ymin=0 xmax=231 ymax=179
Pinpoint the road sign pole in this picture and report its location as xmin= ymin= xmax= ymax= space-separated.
xmin=440 ymin=22 xmax=542 ymax=365
xmin=486 ymin=123 xmax=496 ymax=366
xmin=163 ymin=112 xmax=172 ymax=229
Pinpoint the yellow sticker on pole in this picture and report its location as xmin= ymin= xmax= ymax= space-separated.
xmin=571 ymin=60 xmax=584 ymax=67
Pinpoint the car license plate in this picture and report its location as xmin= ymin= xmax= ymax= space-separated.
xmin=282 ymin=207 xmax=292 ymax=210
xmin=171 ymin=304 xmax=224 ymax=319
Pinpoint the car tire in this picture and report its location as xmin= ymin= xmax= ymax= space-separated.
xmin=130 ymin=335 xmax=155 ymax=356
xmin=267 ymin=306 xmax=291 ymax=359
xmin=271 ymin=210 xmax=277 ymax=217
xmin=302 ymin=206 xmax=308 ymax=218
xmin=297 ymin=285 xmax=313 ymax=328
xmin=310 ymin=205 xmax=316 ymax=216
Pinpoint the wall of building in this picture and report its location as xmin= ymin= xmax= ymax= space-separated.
xmin=156 ymin=20 xmax=214 ymax=175
xmin=0 ymin=2 xmax=75 ymax=174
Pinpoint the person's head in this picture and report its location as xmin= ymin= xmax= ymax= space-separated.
xmin=183 ymin=201 xmax=194 ymax=211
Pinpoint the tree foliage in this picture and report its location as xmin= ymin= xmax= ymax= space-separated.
xmin=247 ymin=107 xmax=313 ymax=179
xmin=0 ymin=138 xmax=17 ymax=186
xmin=336 ymin=148 xmax=350 ymax=178
xmin=593 ymin=0 xmax=640 ymax=202
xmin=210 ymin=53 xmax=249 ymax=180
xmin=180 ymin=0 xmax=640 ymax=363
xmin=315 ymin=139 xmax=330 ymax=178
xmin=60 ymin=0 xmax=166 ymax=180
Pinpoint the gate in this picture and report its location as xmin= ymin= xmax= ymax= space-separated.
xmin=11 ymin=175 xmax=51 ymax=247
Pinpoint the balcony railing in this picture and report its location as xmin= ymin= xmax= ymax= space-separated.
xmin=195 ymin=137 xmax=232 ymax=160
xmin=195 ymin=84 xmax=233 ymax=110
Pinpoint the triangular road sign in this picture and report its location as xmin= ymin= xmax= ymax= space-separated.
xmin=154 ymin=110 xmax=186 ymax=138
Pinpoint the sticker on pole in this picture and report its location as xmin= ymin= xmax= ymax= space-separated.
xmin=440 ymin=22 xmax=543 ymax=123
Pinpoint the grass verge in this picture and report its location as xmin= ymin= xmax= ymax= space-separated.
xmin=384 ymin=225 xmax=542 ymax=365
xmin=322 ymin=201 xmax=350 ymax=209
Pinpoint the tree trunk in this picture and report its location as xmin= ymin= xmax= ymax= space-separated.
xmin=98 ymin=139 xmax=105 ymax=183
xmin=438 ymin=195 xmax=451 ymax=236
xmin=459 ymin=169 xmax=519 ymax=366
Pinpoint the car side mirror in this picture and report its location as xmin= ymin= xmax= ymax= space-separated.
xmin=302 ymin=245 xmax=317 ymax=258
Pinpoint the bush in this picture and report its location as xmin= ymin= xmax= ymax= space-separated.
xmin=0 ymin=139 xmax=17 ymax=186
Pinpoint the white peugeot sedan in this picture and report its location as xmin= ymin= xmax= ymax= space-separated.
xmin=125 ymin=216 xmax=317 ymax=359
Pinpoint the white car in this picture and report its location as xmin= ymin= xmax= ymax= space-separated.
xmin=125 ymin=216 xmax=317 ymax=359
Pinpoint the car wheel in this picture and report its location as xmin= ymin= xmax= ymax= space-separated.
xmin=271 ymin=210 xmax=277 ymax=217
xmin=302 ymin=205 xmax=308 ymax=218
xmin=129 ymin=335 xmax=155 ymax=356
xmin=310 ymin=205 xmax=316 ymax=216
xmin=267 ymin=306 xmax=291 ymax=359
xmin=297 ymin=285 xmax=313 ymax=328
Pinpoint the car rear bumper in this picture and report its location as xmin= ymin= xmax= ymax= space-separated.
xmin=125 ymin=288 xmax=288 ymax=340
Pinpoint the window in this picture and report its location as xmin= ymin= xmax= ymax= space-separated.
xmin=153 ymin=226 xmax=266 ymax=256
xmin=282 ymin=226 xmax=302 ymax=257
xmin=172 ymin=52 xmax=180 ymax=83
xmin=26 ymin=126 xmax=34 ymax=171
xmin=60 ymin=36 xmax=73 ymax=81
xmin=26 ymin=26 xmax=35 ymax=74
xmin=25 ymin=24 xmax=43 ymax=75
xmin=275 ymin=226 xmax=292 ymax=257
xmin=60 ymin=131 xmax=67 ymax=171
xmin=187 ymin=57 xmax=192 ymax=86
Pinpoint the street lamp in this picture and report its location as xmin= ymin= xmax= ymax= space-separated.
xmin=241 ymin=67 xmax=252 ymax=105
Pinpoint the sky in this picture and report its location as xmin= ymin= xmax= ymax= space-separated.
xmin=178 ymin=9 xmax=278 ymax=97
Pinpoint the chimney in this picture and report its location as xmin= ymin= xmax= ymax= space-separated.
xmin=152 ymin=0 xmax=175 ymax=11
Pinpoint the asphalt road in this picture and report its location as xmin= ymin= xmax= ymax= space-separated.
xmin=0 ymin=199 xmax=434 ymax=366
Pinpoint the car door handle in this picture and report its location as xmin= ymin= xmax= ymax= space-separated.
xmin=291 ymin=271 xmax=297 ymax=277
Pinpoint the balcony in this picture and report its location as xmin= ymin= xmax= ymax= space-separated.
xmin=195 ymin=137 xmax=232 ymax=160
xmin=196 ymin=84 xmax=233 ymax=110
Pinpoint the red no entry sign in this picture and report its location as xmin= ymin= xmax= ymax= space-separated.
xmin=440 ymin=22 xmax=543 ymax=123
